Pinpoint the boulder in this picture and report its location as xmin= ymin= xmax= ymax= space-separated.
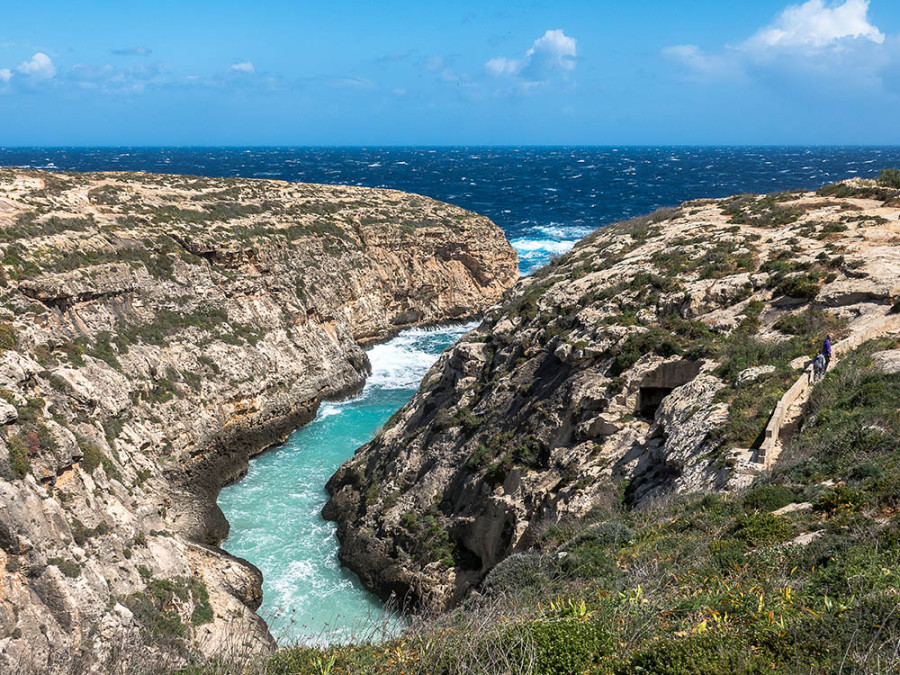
xmin=736 ymin=365 xmax=777 ymax=386
xmin=872 ymin=349 xmax=900 ymax=375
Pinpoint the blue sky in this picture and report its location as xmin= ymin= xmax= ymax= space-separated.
xmin=1 ymin=0 xmax=899 ymax=145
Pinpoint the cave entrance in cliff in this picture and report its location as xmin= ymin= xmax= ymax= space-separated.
xmin=637 ymin=359 xmax=702 ymax=419
xmin=638 ymin=387 xmax=674 ymax=418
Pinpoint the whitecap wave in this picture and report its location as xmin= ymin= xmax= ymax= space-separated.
xmin=365 ymin=323 xmax=475 ymax=390
xmin=512 ymin=237 xmax=578 ymax=255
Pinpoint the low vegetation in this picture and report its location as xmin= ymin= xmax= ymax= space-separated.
xmin=816 ymin=169 xmax=900 ymax=202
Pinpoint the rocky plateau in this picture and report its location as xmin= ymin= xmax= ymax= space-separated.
xmin=0 ymin=168 xmax=518 ymax=672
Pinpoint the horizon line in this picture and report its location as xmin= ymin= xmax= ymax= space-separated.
xmin=3 ymin=144 xmax=900 ymax=150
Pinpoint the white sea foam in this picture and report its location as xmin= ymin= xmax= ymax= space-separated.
xmin=316 ymin=403 xmax=344 ymax=419
xmin=533 ymin=222 xmax=594 ymax=240
xmin=365 ymin=323 xmax=475 ymax=390
xmin=512 ymin=237 xmax=578 ymax=256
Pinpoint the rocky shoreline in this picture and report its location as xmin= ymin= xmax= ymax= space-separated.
xmin=0 ymin=168 xmax=518 ymax=672
xmin=324 ymin=180 xmax=900 ymax=610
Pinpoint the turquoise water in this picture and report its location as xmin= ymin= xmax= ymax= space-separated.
xmin=218 ymin=323 xmax=474 ymax=645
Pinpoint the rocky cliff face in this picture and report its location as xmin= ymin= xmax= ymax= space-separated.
xmin=0 ymin=168 xmax=518 ymax=672
xmin=324 ymin=182 xmax=900 ymax=610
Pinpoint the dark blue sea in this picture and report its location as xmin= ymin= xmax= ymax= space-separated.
xmin=2 ymin=146 xmax=899 ymax=273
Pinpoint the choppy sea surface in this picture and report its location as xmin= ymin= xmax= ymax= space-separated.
xmin=3 ymin=146 xmax=899 ymax=273
xmin=5 ymin=146 xmax=899 ymax=644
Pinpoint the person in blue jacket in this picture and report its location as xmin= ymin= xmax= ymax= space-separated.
xmin=822 ymin=335 xmax=832 ymax=373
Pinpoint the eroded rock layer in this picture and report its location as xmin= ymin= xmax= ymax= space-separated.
xmin=0 ymin=168 xmax=518 ymax=671
xmin=325 ymin=182 xmax=900 ymax=610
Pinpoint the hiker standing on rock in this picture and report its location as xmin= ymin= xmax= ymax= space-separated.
xmin=822 ymin=335 xmax=832 ymax=373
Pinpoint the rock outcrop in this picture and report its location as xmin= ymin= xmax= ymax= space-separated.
xmin=0 ymin=168 xmax=518 ymax=672
xmin=324 ymin=185 xmax=900 ymax=610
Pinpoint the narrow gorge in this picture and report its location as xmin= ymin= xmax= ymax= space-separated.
xmin=0 ymin=169 xmax=518 ymax=672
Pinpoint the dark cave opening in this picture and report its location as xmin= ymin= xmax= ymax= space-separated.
xmin=635 ymin=359 xmax=703 ymax=419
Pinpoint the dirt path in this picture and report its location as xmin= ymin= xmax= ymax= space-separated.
xmin=727 ymin=312 xmax=899 ymax=490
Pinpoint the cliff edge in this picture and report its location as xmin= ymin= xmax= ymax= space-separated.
xmin=325 ymin=180 xmax=900 ymax=610
xmin=0 ymin=168 xmax=517 ymax=672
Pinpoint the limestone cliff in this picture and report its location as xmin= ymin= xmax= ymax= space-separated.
xmin=0 ymin=168 xmax=518 ymax=672
xmin=324 ymin=181 xmax=900 ymax=610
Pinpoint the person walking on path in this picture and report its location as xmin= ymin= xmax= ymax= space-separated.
xmin=822 ymin=335 xmax=832 ymax=373
xmin=812 ymin=353 xmax=826 ymax=383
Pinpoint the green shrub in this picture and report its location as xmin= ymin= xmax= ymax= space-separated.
xmin=0 ymin=323 xmax=16 ymax=351
xmin=849 ymin=462 xmax=883 ymax=481
xmin=721 ymin=194 xmax=802 ymax=229
xmin=189 ymin=577 xmax=214 ymax=625
xmin=69 ymin=518 xmax=91 ymax=546
xmin=61 ymin=341 xmax=86 ymax=367
xmin=482 ymin=552 xmax=551 ymax=596
xmin=775 ymin=275 xmax=820 ymax=301
xmin=453 ymin=407 xmax=481 ymax=434
xmin=103 ymin=417 xmax=125 ymax=445
xmin=516 ymin=619 xmax=612 ymax=675
xmin=708 ymin=539 xmax=745 ymax=572
xmin=125 ymin=575 xmax=214 ymax=642
xmin=621 ymin=633 xmax=775 ymax=674
xmin=813 ymin=485 xmax=868 ymax=514
xmin=556 ymin=544 xmax=618 ymax=581
xmin=773 ymin=307 xmax=845 ymax=338
xmin=6 ymin=435 xmax=30 ymax=479
xmin=147 ymin=376 xmax=178 ymax=404
xmin=878 ymin=168 xmax=900 ymax=188
xmin=466 ymin=443 xmax=493 ymax=471
xmin=712 ymin=369 xmax=793 ymax=448
xmin=47 ymin=557 xmax=81 ymax=578
xmin=68 ymin=517 xmax=110 ymax=545
xmin=80 ymin=443 xmax=103 ymax=473
xmin=87 ymin=331 xmax=123 ymax=370
xmin=742 ymin=484 xmax=795 ymax=512
xmin=730 ymin=512 xmax=793 ymax=547
xmin=611 ymin=329 xmax=682 ymax=376
xmin=570 ymin=521 xmax=635 ymax=549
xmin=816 ymin=181 xmax=896 ymax=201
xmin=15 ymin=396 xmax=45 ymax=424
xmin=125 ymin=590 xmax=186 ymax=642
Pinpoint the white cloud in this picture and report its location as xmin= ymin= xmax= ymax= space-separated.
xmin=17 ymin=52 xmax=55 ymax=80
xmin=745 ymin=0 xmax=884 ymax=50
xmin=663 ymin=45 xmax=740 ymax=79
xmin=528 ymin=29 xmax=577 ymax=72
xmin=485 ymin=29 xmax=577 ymax=83
xmin=0 ymin=68 xmax=11 ymax=84
xmin=228 ymin=61 xmax=255 ymax=74
xmin=485 ymin=57 xmax=518 ymax=77
xmin=665 ymin=0 xmax=891 ymax=87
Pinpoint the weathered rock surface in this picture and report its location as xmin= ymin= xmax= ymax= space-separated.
xmin=0 ymin=168 xmax=518 ymax=671
xmin=325 ymin=187 xmax=900 ymax=610
xmin=872 ymin=349 xmax=900 ymax=374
